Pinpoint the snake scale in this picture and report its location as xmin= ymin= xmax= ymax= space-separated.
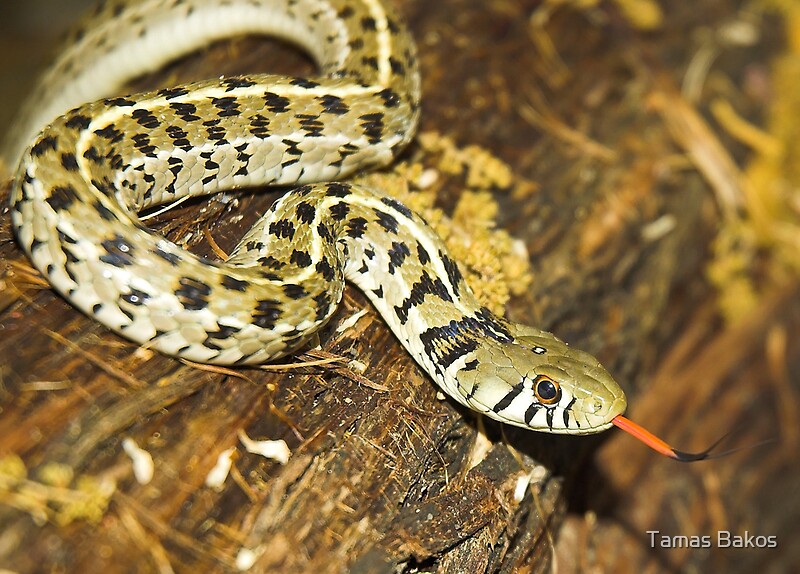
xmin=5 ymin=0 xmax=713 ymax=457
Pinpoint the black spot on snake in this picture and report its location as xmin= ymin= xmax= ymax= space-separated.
xmin=30 ymin=135 xmax=58 ymax=157
xmin=60 ymin=152 xmax=79 ymax=171
xmin=282 ymin=139 xmax=302 ymax=156
xmin=289 ymin=77 xmax=320 ymax=89
xmin=373 ymin=209 xmax=398 ymax=234
xmin=132 ymin=133 xmax=156 ymax=154
xmin=83 ymin=146 xmax=102 ymax=163
xmin=380 ymin=196 xmax=412 ymax=219
xmin=282 ymin=284 xmax=306 ymax=300
xmin=313 ymin=292 xmax=330 ymax=321
xmin=359 ymin=112 xmax=385 ymax=144
xmin=170 ymin=102 xmax=200 ymax=122
xmin=121 ymin=287 xmax=150 ymax=306
xmin=99 ymin=234 xmax=136 ymax=267
xmin=61 ymin=244 xmax=80 ymax=264
xmin=269 ymin=219 xmax=295 ymax=240
xmin=416 ymin=243 xmax=430 ymax=266
xmin=326 ymin=182 xmax=351 ymax=197
xmin=221 ymin=275 xmax=248 ymax=292
xmin=175 ymin=276 xmax=212 ymax=310
xmin=222 ymin=77 xmax=255 ymax=90
xmin=440 ymin=252 xmax=463 ymax=297
xmin=248 ymin=114 xmax=271 ymax=138
xmin=346 ymin=217 xmax=368 ymax=239
xmin=297 ymin=114 xmax=324 ymax=137
xmin=290 ymin=249 xmax=313 ymax=268
xmin=295 ymin=201 xmax=316 ymax=224
xmin=94 ymin=124 xmax=124 ymax=143
xmin=152 ymin=246 xmax=182 ymax=266
xmin=64 ymin=114 xmax=91 ymax=130
xmin=419 ymin=322 xmax=479 ymax=373
xmin=394 ymin=272 xmax=453 ymax=323
xmin=317 ymin=222 xmax=334 ymax=243
xmin=318 ymin=94 xmax=350 ymax=115
xmin=389 ymin=57 xmax=405 ymax=74
xmin=315 ymin=259 xmax=336 ymax=282
xmin=206 ymin=124 xmax=227 ymax=142
xmin=264 ymin=92 xmax=290 ymax=113
xmin=257 ymin=255 xmax=285 ymax=269
xmin=252 ymin=299 xmax=282 ymax=329
xmin=46 ymin=185 xmax=78 ymax=211
xmin=211 ymin=96 xmax=240 ymax=117
xmin=132 ymin=108 xmax=159 ymax=129
xmin=329 ymin=202 xmax=349 ymax=221
xmin=387 ymin=241 xmax=410 ymax=274
xmin=206 ymin=323 xmax=242 ymax=340
xmin=361 ymin=16 xmax=376 ymax=30
xmin=157 ymin=86 xmax=189 ymax=99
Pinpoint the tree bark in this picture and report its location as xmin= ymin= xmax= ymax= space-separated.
xmin=1 ymin=1 xmax=797 ymax=573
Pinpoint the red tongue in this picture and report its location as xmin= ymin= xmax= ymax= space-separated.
xmin=611 ymin=415 xmax=715 ymax=462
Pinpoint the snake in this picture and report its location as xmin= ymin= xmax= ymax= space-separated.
xmin=5 ymin=0 xmax=714 ymax=460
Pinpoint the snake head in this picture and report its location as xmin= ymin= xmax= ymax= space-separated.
xmin=455 ymin=326 xmax=626 ymax=435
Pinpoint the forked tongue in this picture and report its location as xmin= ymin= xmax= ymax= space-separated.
xmin=611 ymin=415 xmax=728 ymax=462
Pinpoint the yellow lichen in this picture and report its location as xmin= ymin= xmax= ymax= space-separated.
xmin=612 ymin=0 xmax=663 ymax=30
xmin=0 ymin=454 xmax=115 ymax=526
xmin=707 ymin=3 xmax=800 ymax=322
xmin=538 ymin=0 xmax=662 ymax=31
xmin=38 ymin=461 xmax=75 ymax=488
xmin=55 ymin=474 xmax=116 ymax=526
xmin=706 ymin=220 xmax=760 ymax=321
xmin=0 ymin=453 xmax=27 ymax=481
xmin=354 ymin=131 xmax=533 ymax=316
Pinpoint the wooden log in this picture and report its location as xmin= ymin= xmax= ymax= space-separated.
xmin=0 ymin=1 xmax=796 ymax=573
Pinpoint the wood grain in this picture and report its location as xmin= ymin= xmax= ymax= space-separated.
xmin=0 ymin=1 xmax=796 ymax=572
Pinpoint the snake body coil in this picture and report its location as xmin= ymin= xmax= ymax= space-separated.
xmin=7 ymin=0 xmax=627 ymax=435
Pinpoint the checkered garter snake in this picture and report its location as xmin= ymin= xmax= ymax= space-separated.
xmin=5 ymin=0 xmax=716 ymax=459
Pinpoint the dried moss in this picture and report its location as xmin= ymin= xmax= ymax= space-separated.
xmin=708 ymin=3 xmax=800 ymax=322
xmin=0 ymin=455 xmax=115 ymax=526
xmin=354 ymin=131 xmax=532 ymax=316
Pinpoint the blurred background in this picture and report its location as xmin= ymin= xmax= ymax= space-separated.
xmin=0 ymin=0 xmax=95 ymax=137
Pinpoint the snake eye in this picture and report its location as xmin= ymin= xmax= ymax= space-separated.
xmin=533 ymin=376 xmax=561 ymax=405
